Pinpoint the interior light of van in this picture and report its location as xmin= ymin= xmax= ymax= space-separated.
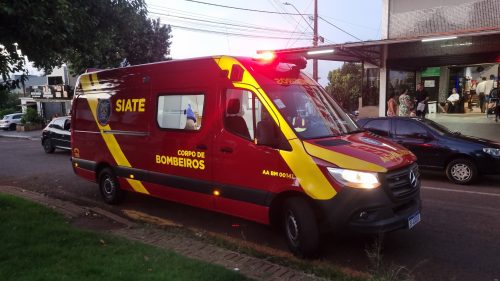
xmin=307 ymin=49 xmax=334 ymax=55
xmin=327 ymin=167 xmax=380 ymax=189
xmin=253 ymin=51 xmax=276 ymax=62
xmin=421 ymin=36 xmax=457 ymax=42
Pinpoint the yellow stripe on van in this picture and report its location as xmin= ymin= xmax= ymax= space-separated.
xmin=215 ymin=56 xmax=336 ymax=200
xmin=303 ymin=142 xmax=387 ymax=173
xmin=79 ymin=74 xmax=149 ymax=195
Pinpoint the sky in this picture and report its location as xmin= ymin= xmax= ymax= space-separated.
xmin=145 ymin=0 xmax=382 ymax=86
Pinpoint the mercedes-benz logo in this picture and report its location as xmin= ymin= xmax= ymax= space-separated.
xmin=409 ymin=170 xmax=417 ymax=188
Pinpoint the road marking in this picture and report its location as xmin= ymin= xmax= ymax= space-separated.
xmin=422 ymin=186 xmax=500 ymax=197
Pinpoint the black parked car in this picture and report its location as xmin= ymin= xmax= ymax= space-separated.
xmin=41 ymin=116 xmax=71 ymax=153
xmin=357 ymin=117 xmax=500 ymax=184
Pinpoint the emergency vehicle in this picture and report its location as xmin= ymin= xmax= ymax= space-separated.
xmin=71 ymin=54 xmax=421 ymax=257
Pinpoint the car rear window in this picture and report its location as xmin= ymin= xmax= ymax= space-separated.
xmin=363 ymin=119 xmax=391 ymax=137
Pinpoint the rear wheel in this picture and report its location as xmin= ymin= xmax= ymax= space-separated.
xmin=98 ymin=168 xmax=125 ymax=204
xmin=43 ymin=139 xmax=55 ymax=153
xmin=282 ymin=197 xmax=320 ymax=258
xmin=446 ymin=158 xmax=477 ymax=185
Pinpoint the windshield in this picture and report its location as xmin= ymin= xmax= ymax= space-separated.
xmin=264 ymin=83 xmax=360 ymax=139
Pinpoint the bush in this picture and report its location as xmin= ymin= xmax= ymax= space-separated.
xmin=0 ymin=108 xmax=16 ymax=119
xmin=21 ymin=108 xmax=44 ymax=124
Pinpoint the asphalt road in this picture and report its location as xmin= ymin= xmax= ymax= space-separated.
xmin=1 ymin=137 xmax=499 ymax=281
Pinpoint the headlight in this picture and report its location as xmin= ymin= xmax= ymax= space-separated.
xmin=327 ymin=167 xmax=380 ymax=189
xmin=483 ymin=148 xmax=500 ymax=157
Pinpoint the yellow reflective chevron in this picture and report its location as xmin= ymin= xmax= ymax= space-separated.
xmin=303 ymin=142 xmax=387 ymax=173
xmin=214 ymin=56 xmax=336 ymax=200
xmin=79 ymin=74 xmax=149 ymax=195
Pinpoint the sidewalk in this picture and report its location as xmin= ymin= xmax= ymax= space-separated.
xmin=427 ymin=112 xmax=500 ymax=142
xmin=0 ymin=129 xmax=42 ymax=141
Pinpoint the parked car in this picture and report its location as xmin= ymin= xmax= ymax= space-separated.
xmin=41 ymin=116 xmax=71 ymax=153
xmin=0 ymin=113 xmax=23 ymax=130
xmin=357 ymin=117 xmax=500 ymax=184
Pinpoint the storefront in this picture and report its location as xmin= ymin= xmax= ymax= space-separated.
xmin=20 ymin=84 xmax=72 ymax=122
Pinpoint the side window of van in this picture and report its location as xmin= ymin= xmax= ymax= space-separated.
xmin=225 ymin=89 xmax=263 ymax=140
xmin=157 ymin=94 xmax=204 ymax=130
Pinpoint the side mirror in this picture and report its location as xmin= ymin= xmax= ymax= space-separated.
xmin=416 ymin=133 xmax=432 ymax=140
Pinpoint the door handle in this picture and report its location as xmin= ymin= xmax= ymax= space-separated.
xmin=196 ymin=144 xmax=207 ymax=150
xmin=220 ymin=146 xmax=233 ymax=153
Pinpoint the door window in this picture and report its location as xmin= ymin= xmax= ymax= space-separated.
xmin=224 ymin=89 xmax=263 ymax=141
xmin=395 ymin=120 xmax=428 ymax=138
xmin=363 ymin=119 xmax=391 ymax=137
xmin=157 ymin=94 xmax=204 ymax=130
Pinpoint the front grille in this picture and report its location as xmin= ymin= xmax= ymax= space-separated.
xmin=383 ymin=163 xmax=420 ymax=200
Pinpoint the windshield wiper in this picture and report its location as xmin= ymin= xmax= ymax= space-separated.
xmin=345 ymin=129 xmax=365 ymax=134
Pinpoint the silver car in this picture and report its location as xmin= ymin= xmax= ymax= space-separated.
xmin=0 ymin=113 xmax=23 ymax=130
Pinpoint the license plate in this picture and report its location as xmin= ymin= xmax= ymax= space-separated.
xmin=408 ymin=212 xmax=421 ymax=229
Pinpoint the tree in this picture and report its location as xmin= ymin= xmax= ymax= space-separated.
xmin=0 ymin=87 xmax=20 ymax=117
xmin=0 ymin=0 xmax=171 ymax=88
xmin=324 ymin=63 xmax=362 ymax=112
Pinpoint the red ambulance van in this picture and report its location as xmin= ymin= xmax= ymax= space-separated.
xmin=71 ymin=54 xmax=421 ymax=257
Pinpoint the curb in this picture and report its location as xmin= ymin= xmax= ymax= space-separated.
xmin=0 ymin=185 xmax=329 ymax=281
xmin=0 ymin=134 xmax=39 ymax=140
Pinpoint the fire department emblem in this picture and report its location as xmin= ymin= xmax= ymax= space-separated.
xmin=97 ymin=98 xmax=111 ymax=126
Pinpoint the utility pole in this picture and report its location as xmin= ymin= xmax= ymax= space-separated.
xmin=313 ymin=0 xmax=318 ymax=81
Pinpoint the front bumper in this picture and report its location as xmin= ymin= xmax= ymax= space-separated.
xmin=316 ymin=163 xmax=421 ymax=233
xmin=477 ymin=154 xmax=500 ymax=175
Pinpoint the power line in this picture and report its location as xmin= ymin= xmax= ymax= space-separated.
xmin=149 ymin=10 xmax=313 ymax=35
xmin=184 ymin=0 xmax=311 ymax=16
xmin=318 ymin=16 xmax=362 ymax=41
xmin=150 ymin=5 xmax=306 ymax=34
xmin=168 ymin=24 xmax=314 ymax=40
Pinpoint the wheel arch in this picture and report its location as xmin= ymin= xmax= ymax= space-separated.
xmin=94 ymin=162 xmax=114 ymax=182
xmin=444 ymin=153 xmax=478 ymax=172
xmin=269 ymin=190 xmax=322 ymax=228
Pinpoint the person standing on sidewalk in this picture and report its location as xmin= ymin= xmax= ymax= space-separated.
xmin=415 ymin=83 xmax=429 ymax=118
xmin=398 ymin=89 xmax=413 ymax=117
xmin=484 ymin=75 xmax=495 ymax=114
xmin=476 ymin=77 xmax=487 ymax=113
xmin=387 ymin=93 xmax=398 ymax=116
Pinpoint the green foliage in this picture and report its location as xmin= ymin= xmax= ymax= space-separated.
xmin=325 ymin=63 xmax=363 ymax=111
xmin=0 ymin=0 xmax=172 ymax=82
xmin=21 ymin=107 xmax=43 ymax=124
xmin=0 ymin=87 xmax=18 ymax=108
xmin=0 ymin=87 xmax=20 ymax=117
xmin=0 ymin=194 xmax=248 ymax=281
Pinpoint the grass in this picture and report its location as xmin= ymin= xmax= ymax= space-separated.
xmin=0 ymin=194 xmax=249 ymax=281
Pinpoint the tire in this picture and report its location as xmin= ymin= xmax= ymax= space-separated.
xmin=282 ymin=197 xmax=320 ymax=258
xmin=43 ymin=139 xmax=55 ymax=153
xmin=98 ymin=168 xmax=125 ymax=204
xmin=446 ymin=158 xmax=477 ymax=185
xmin=9 ymin=123 xmax=16 ymax=131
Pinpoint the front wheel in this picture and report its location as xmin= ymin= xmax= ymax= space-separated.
xmin=446 ymin=158 xmax=477 ymax=185
xmin=98 ymin=168 xmax=125 ymax=204
xmin=282 ymin=197 xmax=320 ymax=258
xmin=43 ymin=139 xmax=55 ymax=153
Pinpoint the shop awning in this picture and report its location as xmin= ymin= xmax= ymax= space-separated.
xmin=261 ymin=28 xmax=500 ymax=70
